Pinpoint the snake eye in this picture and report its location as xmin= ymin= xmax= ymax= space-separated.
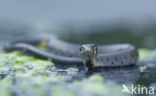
xmin=94 ymin=47 xmax=97 ymax=51
xmin=94 ymin=47 xmax=97 ymax=53
xmin=80 ymin=47 xmax=84 ymax=52
xmin=80 ymin=47 xmax=82 ymax=51
xmin=91 ymin=45 xmax=97 ymax=54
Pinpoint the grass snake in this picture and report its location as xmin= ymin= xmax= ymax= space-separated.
xmin=4 ymin=35 xmax=139 ymax=68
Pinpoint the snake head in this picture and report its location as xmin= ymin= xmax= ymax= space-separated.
xmin=80 ymin=44 xmax=98 ymax=61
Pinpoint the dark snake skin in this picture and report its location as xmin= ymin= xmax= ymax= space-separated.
xmin=4 ymin=35 xmax=139 ymax=67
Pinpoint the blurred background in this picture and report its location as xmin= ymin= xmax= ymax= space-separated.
xmin=0 ymin=0 xmax=156 ymax=48
xmin=1 ymin=1 xmax=156 ymax=96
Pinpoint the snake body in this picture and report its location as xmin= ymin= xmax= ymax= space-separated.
xmin=4 ymin=35 xmax=138 ymax=67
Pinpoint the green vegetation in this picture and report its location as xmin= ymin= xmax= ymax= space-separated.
xmin=0 ymin=49 xmax=155 ymax=96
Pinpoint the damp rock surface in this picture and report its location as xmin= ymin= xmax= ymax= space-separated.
xmin=0 ymin=49 xmax=156 ymax=96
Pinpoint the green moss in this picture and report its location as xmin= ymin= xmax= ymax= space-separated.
xmin=38 ymin=39 xmax=48 ymax=50
xmin=0 ymin=49 xmax=155 ymax=96
xmin=0 ymin=77 xmax=12 ymax=96
xmin=0 ymin=51 xmax=54 ymax=74
xmin=139 ymin=48 xmax=156 ymax=60
xmin=52 ymin=85 xmax=76 ymax=96
xmin=73 ymin=74 xmax=127 ymax=96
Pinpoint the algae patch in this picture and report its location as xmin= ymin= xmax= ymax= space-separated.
xmin=0 ymin=49 xmax=155 ymax=96
xmin=0 ymin=51 xmax=55 ymax=77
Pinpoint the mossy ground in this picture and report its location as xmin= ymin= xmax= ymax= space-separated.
xmin=0 ymin=50 xmax=156 ymax=96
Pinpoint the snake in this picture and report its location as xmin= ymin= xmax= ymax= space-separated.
xmin=3 ymin=35 xmax=138 ymax=68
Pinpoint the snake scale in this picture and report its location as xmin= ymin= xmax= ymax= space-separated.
xmin=4 ymin=35 xmax=138 ymax=67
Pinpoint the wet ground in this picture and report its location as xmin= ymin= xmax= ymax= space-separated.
xmin=0 ymin=30 xmax=156 ymax=96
